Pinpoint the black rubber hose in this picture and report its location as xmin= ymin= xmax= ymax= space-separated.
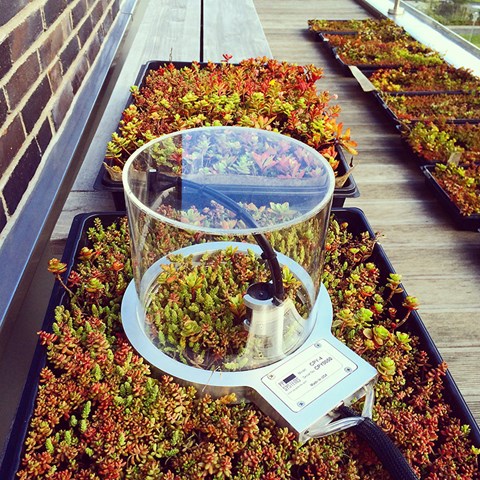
xmin=152 ymin=172 xmax=285 ymax=303
xmin=339 ymin=406 xmax=419 ymax=480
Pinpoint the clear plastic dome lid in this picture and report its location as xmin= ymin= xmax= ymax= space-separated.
xmin=122 ymin=126 xmax=335 ymax=372
xmin=123 ymin=126 xmax=334 ymax=233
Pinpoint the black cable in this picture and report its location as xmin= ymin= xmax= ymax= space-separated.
xmin=151 ymin=171 xmax=285 ymax=303
xmin=338 ymin=406 xmax=419 ymax=480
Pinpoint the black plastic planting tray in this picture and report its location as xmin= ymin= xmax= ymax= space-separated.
xmin=421 ymin=165 xmax=480 ymax=231
xmin=1 ymin=207 xmax=479 ymax=478
xmin=330 ymin=47 xmax=400 ymax=77
xmin=308 ymin=20 xmax=361 ymax=40
xmin=360 ymin=69 xmax=472 ymax=97
xmin=93 ymin=60 xmax=360 ymax=210
xmin=371 ymin=91 xmax=480 ymax=128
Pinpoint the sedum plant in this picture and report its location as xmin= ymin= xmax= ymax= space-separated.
xmin=332 ymin=36 xmax=445 ymax=68
xmin=134 ymin=199 xmax=327 ymax=293
xmin=380 ymin=92 xmax=480 ymax=123
xmin=104 ymin=57 xmax=357 ymax=180
xmin=144 ymin=245 xmax=309 ymax=371
xmin=308 ymin=18 xmax=373 ymax=33
xmin=369 ymin=65 xmax=480 ymax=93
xmin=14 ymin=214 xmax=480 ymax=479
xmin=308 ymin=18 xmax=444 ymax=69
xmin=308 ymin=18 xmax=408 ymax=41
xmin=432 ymin=162 xmax=480 ymax=216
xmin=136 ymin=200 xmax=326 ymax=371
xmin=401 ymin=121 xmax=480 ymax=164
xmin=133 ymin=126 xmax=342 ymax=180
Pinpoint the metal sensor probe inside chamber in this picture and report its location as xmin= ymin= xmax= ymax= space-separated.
xmin=121 ymin=126 xmax=378 ymax=443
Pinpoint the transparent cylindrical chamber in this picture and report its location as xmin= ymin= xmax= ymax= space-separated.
xmin=122 ymin=126 xmax=335 ymax=372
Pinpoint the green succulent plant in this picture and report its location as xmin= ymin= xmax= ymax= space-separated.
xmin=104 ymin=57 xmax=358 ymax=180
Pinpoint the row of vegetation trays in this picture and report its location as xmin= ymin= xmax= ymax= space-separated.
xmin=308 ymin=19 xmax=480 ymax=229
xmin=308 ymin=18 xmax=447 ymax=76
xmin=1 ymin=208 xmax=479 ymax=478
xmin=362 ymin=66 xmax=480 ymax=228
xmin=95 ymin=59 xmax=360 ymax=210
xmin=364 ymin=65 xmax=480 ymax=229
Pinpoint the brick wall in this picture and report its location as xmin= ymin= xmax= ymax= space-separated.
xmin=0 ymin=0 xmax=122 ymax=236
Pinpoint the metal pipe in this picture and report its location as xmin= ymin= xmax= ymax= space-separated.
xmin=388 ymin=0 xmax=404 ymax=15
